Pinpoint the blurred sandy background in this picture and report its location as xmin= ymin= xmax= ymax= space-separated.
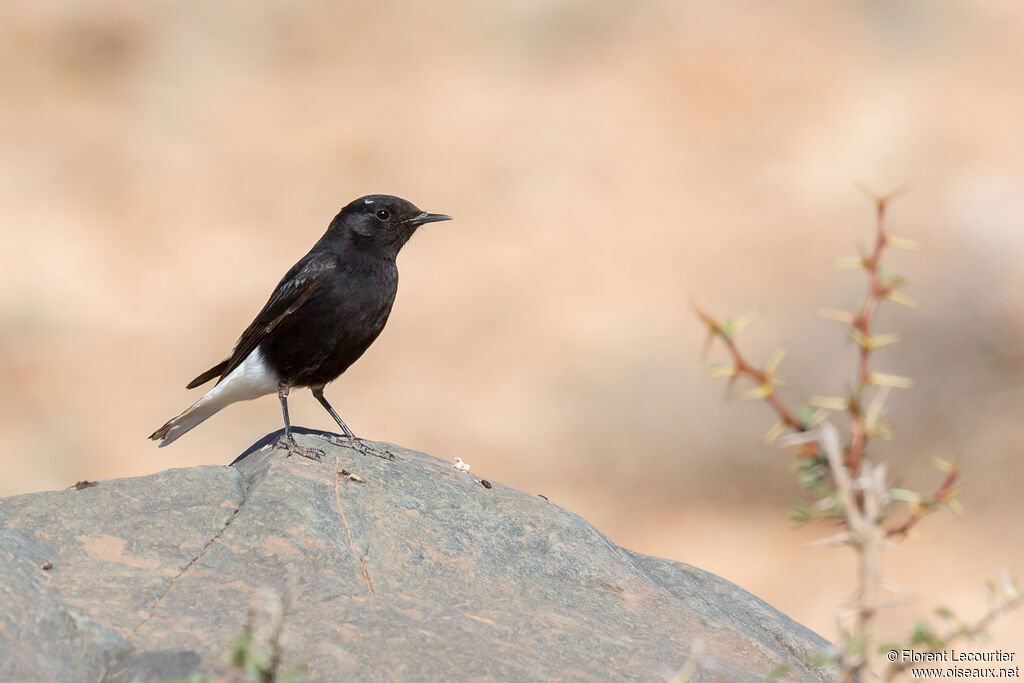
xmin=2 ymin=0 xmax=1022 ymax=652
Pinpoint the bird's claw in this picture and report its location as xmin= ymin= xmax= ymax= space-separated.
xmin=276 ymin=434 xmax=325 ymax=462
xmin=321 ymin=434 xmax=394 ymax=460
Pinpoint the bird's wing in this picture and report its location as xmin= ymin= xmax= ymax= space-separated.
xmin=204 ymin=252 xmax=334 ymax=387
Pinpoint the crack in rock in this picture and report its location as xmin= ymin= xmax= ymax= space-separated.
xmin=335 ymin=454 xmax=375 ymax=596
xmin=98 ymin=474 xmax=253 ymax=681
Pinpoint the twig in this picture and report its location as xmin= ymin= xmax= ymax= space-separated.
xmin=692 ymin=302 xmax=804 ymax=432
xmin=820 ymin=423 xmax=885 ymax=682
xmin=883 ymin=585 xmax=1021 ymax=681
xmin=846 ymin=185 xmax=910 ymax=473
xmin=885 ymin=463 xmax=959 ymax=538
xmin=696 ymin=188 xmax=1018 ymax=682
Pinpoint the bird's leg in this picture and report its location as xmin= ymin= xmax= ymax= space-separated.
xmin=311 ymin=387 xmax=393 ymax=460
xmin=276 ymin=382 xmax=324 ymax=461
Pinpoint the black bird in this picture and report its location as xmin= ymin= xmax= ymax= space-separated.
xmin=149 ymin=194 xmax=451 ymax=460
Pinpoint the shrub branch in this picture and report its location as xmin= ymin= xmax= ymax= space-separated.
xmin=694 ymin=187 xmax=1018 ymax=681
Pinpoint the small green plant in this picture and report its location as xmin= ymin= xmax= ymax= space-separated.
xmin=694 ymin=187 xmax=1019 ymax=681
xmin=169 ymin=590 xmax=304 ymax=683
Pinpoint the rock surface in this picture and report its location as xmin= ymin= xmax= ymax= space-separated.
xmin=0 ymin=430 xmax=832 ymax=681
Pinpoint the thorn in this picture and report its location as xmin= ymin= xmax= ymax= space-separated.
xmin=867 ymin=332 xmax=902 ymax=349
xmin=725 ymin=372 xmax=740 ymax=398
xmin=776 ymin=430 xmax=822 ymax=448
xmin=851 ymin=329 xmax=903 ymax=351
xmin=834 ymin=256 xmax=864 ymax=269
xmin=706 ymin=362 xmax=736 ymax=379
xmin=732 ymin=310 xmax=759 ymax=334
xmin=879 ymin=579 xmax=916 ymax=597
xmin=854 ymin=182 xmax=880 ymax=203
xmin=881 ymin=184 xmax=913 ymax=204
xmin=802 ymin=407 xmax=828 ymax=428
xmin=762 ymin=421 xmax=787 ymax=445
xmin=740 ymin=384 xmax=772 ymax=400
xmin=808 ymin=532 xmax=854 ymax=549
xmin=863 ymin=386 xmax=891 ymax=434
xmin=868 ymin=372 xmax=914 ymax=389
xmin=691 ymin=300 xmax=717 ymax=328
xmin=765 ymin=348 xmax=786 ymax=375
xmin=701 ymin=329 xmax=716 ymax=359
xmin=886 ymin=235 xmax=921 ymax=250
xmin=888 ymin=487 xmax=921 ymax=503
xmin=879 ymin=271 xmax=906 ymax=289
xmin=886 ymin=290 xmax=921 ymax=309
xmin=848 ymin=327 xmax=871 ymax=349
xmin=856 ymin=182 xmax=912 ymax=207
xmin=807 ymin=395 xmax=849 ymax=411
xmin=818 ymin=308 xmax=856 ymax=324
xmin=1001 ymin=571 xmax=1018 ymax=601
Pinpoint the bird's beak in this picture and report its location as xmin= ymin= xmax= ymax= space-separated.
xmin=404 ymin=212 xmax=453 ymax=227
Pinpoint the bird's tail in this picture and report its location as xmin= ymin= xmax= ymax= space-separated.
xmin=149 ymin=348 xmax=280 ymax=447
xmin=149 ymin=397 xmax=226 ymax=447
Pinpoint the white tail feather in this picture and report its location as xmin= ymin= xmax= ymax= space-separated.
xmin=153 ymin=347 xmax=280 ymax=447
xmin=156 ymin=400 xmax=226 ymax=447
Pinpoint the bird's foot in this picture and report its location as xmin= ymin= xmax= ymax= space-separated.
xmin=321 ymin=434 xmax=394 ymax=461
xmin=276 ymin=434 xmax=325 ymax=462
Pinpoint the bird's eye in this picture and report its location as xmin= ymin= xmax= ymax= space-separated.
xmin=376 ymin=209 xmax=390 ymax=220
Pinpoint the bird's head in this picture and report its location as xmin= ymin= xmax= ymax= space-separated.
xmin=327 ymin=194 xmax=451 ymax=257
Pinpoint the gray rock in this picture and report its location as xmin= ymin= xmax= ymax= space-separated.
xmin=0 ymin=430 xmax=832 ymax=681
